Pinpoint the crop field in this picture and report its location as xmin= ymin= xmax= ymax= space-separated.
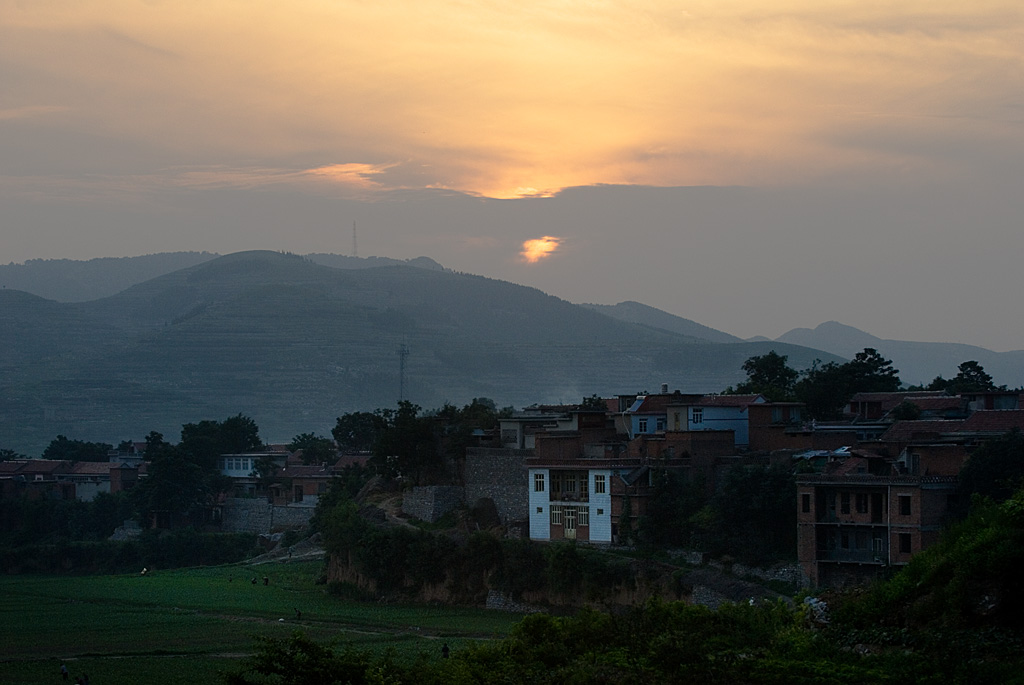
xmin=0 ymin=560 xmax=523 ymax=684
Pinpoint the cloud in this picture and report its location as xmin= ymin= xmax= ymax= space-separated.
xmin=520 ymin=236 xmax=562 ymax=264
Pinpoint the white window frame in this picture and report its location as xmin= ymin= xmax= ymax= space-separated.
xmin=593 ymin=474 xmax=606 ymax=494
xmin=534 ymin=472 xmax=545 ymax=492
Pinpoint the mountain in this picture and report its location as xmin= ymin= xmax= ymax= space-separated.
xmin=777 ymin=321 xmax=1024 ymax=387
xmin=579 ymin=301 xmax=743 ymax=344
xmin=0 ymin=252 xmax=220 ymax=302
xmin=0 ymin=252 xmax=445 ymax=303
xmin=0 ymin=251 xmax=835 ymax=455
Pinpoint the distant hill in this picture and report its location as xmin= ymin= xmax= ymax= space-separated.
xmin=0 ymin=251 xmax=835 ymax=455
xmin=777 ymin=321 xmax=1024 ymax=388
xmin=0 ymin=252 xmax=219 ymax=302
xmin=579 ymin=301 xmax=743 ymax=344
xmin=0 ymin=252 xmax=446 ymax=303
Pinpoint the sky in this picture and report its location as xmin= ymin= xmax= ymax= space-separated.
xmin=2 ymin=1 xmax=1023 ymax=351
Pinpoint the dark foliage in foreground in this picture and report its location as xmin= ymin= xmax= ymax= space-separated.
xmin=230 ymin=484 xmax=1024 ymax=684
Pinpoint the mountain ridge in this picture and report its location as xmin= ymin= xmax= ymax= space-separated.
xmin=0 ymin=251 xmax=837 ymax=455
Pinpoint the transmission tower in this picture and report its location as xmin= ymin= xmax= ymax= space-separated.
xmin=397 ymin=344 xmax=409 ymax=402
xmin=352 ymin=221 xmax=358 ymax=258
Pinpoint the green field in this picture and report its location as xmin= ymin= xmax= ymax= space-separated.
xmin=0 ymin=560 xmax=523 ymax=685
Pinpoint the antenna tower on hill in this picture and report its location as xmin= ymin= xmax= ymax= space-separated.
xmin=398 ymin=344 xmax=409 ymax=402
xmin=352 ymin=221 xmax=358 ymax=258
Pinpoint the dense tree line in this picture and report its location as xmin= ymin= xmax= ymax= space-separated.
xmin=727 ymin=350 xmax=1011 ymax=421
xmin=331 ymin=398 xmax=508 ymax=484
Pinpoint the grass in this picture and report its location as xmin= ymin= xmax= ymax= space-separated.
xmin=0 ymin=560 xmax=523 ymax=684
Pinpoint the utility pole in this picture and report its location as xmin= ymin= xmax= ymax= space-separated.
xmin=397 ymin=344 xmax=409 ymax=402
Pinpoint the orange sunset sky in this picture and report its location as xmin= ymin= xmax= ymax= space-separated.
xmin=1 ymin=1 xmax=1023 ymax=352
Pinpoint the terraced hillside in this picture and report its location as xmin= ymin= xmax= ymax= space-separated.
xmin=0 ymin=251 xmax=836 ymax=454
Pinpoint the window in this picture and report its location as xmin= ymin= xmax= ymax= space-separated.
xmin=577 ymin=507 xmax=589 ymax=526
xmin=579 ymin=476 xmax=589 ymax=500
xmin=855 ymin=493 xmax=868 ymax=513
xmin=899 ymin=495 xmax=911 ymax=516
xmin=550 ymin=505 xmax=563 ymax=525
xmin=872 ymin=537 xmax=883 ymax=554
xmin=594 ymin=474 xmax=606 ymax=494
xmin=597 ymin=508 xmax=604 ymax=515
xmin=801 ymin=493 xmax=811 ymax=513
xmin=692 ymin=408 xmax=703 ymax=424
xmin=536 ymin=507 xmax=543 ymax=514
xmin=656 ymin=417 xmax=665 ymax=432
xmin=534 ymin=473 xmax=545 ymax=492
xmin=841 ymin=492 xmax=850 ymax=514
xmin=638 ymin=418 xmax=648 ymax=432
xmin=564 ymin=475 xmax=577 ymax=493
xmin=899 ymin=533 xmax=912 ymax=554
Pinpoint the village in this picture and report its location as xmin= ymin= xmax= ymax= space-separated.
xmin=3 ymin=351 xmax=1021 ymax=590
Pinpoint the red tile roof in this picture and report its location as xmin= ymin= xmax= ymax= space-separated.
xmin=851 ymin=391 xmax=947 ymax=403
xmin=696 ymin=394 xmax=765 ymax=408
xmin=959 ymin=410 xmax=1024 ymax=433
xmin=880 ymin=420 xmax=965 ymax=443
xmin=71 ymin=461 xmax=115 ymax=475
xmin=278 ymin=465 xmax=332 ymax=478
xmin=906 ymin=397 xmax=966 ymax=412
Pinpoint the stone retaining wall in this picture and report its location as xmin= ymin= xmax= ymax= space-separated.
xmin=221 ymin=498 xmax=316 ymax=534
xmin=464 ymin=448 xmax=530 ymax=523
xmin=401 ymin=486 xmax=465 ymax=523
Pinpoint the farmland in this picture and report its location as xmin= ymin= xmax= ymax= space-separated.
xmin=0 ymin=560 xmax=522 ymax=685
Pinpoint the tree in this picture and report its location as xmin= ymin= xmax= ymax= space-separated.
xmin=890 ymin=401 xmax=922 ymax=421
xmin=41 ymin=435 xmax=113 ymax=462
xmin=0 ymin=447 xmax=26 ymax=461
xmin=794 ymin=361 xmax=850 ymax=421
xmin=180 ymin=414 xmax=262 ymax=470
xmin=288 ymin=433 xmax=337 ymax=465
xmin=332 ymin=411 xmax=387 ymax=452
xmin=957 ymin=430 xmax=1024 ymax=509
xmin=946 ymin=361 xmax=999 ymax=394
xmin=844 ymin=347 xmax=901 ymax=393
xmin=129 ymin=444 xmax=209 ymax=525
xmin=795 ymin=348 xmax=902 ymax=420
xmin=729 ymin=351 xmax=798 ymax=401
xmin=373 ymin=401 xmax=438 ymax=483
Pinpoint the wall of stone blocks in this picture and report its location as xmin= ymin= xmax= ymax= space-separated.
xmin=401 ymin=486 xmax=466 ymax=523
xmin=464 ymin=448 xmax=531 ymax=523
xmin=222 ymin=498 xmax=316 ymax=534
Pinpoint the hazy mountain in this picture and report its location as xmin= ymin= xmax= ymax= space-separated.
xmin=579 ymin=301 xmax=744 ymax=344
xmin=0 ymin=250 xmax=835 ymax=455
xmin=0 ymin=252 xmax=445 ymax=303
xmin=0 ymin=252 xmax=219 ymax=302
xmin=777 ymin=321 xmax=1024 ymax=388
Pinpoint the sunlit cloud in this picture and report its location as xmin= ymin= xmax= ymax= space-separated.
xmin=303 ymin=163 xmax=396 ymax=192
xmin=520 ymin=236 xmax=562 ymax=264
